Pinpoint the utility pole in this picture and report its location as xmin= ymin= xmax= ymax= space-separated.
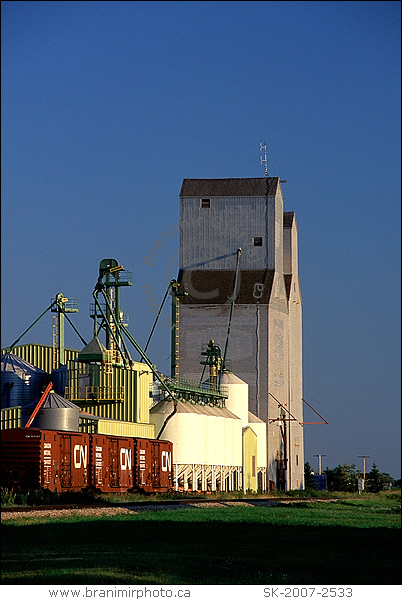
xmin=313 ymin=454 xmax=326 ymax=475
xmin=358 ymin=455 xmax=371 ymax=480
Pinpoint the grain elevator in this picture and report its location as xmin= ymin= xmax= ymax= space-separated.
xmin=177 ymin=177 xmax=304 ymax=490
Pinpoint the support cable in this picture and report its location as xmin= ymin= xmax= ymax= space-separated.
xmin=221 ymin=248 xmax=241 ymax=374
xmin=302 ymin=398 xmax=328 ymax=425
xmin=58 ymin=306 xmax=87 ymax=347
xmin=156 ymin=401 xmax=177 ymax=440
xmin=100 ymin=288 xmax=132 ymax=362
xmin=120 ymin=325 xmax=177 ymax=401
xmin=93 ymin=265 xmax=179 ymax=440
xmin=141 ymin=283 xmax=171 ymax=361
xmin=93 ymin=290 xmax=130 ymax=365
xmin=121 ymin=324 xmax=178 ymax=439
xmin=269 ymin=392 xmax=302 ymax=426
xmin=8 ymin=301 xmax=57 ymax=349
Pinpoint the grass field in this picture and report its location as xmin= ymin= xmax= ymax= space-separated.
xmin=1 ymin=493 xmax=401 ymax=585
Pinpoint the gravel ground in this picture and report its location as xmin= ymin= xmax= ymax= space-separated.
xmin=1 ymin=499 xmax=322 ymax=520
xmin=1 ymin=506 xmax=134 ymax=520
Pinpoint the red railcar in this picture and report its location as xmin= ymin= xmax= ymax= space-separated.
xmin=1 ymin=428 xmax=173 ymax=494
xmin=57 ymin=430 xmax=90 ymax=491
xmin=133 ymin=438 xmax=172 ymax=493
xmin=91 ymin=434 xmax=135 ymax=492
xmin=149 ymin=439 xmax=173 ymax=493
xmin=1 ymin=428 xmax=90 ymax=492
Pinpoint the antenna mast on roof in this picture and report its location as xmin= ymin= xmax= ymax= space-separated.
xmin=260 ymin=142 xmax=268 ymax=176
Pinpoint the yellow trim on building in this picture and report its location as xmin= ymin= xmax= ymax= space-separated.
xmin=242 ymin=426 xmax=257 ymax=492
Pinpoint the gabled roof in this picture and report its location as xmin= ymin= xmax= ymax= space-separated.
xmin=180 ymin=178 xmax=279 ymax=197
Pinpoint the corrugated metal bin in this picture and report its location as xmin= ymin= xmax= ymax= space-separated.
xmin=1 ymin=353 xmax=48 ymax=408
xmin=21 ymin=391 xmax=80 ymax=432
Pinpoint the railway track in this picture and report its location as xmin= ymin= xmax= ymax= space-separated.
xmin=2 ymin=496 xmax=339 ymax=514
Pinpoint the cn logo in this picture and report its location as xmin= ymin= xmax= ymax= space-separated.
xmin=120 ymin=448 xmax=132 ymax=471
xmin=253 ymin=282 xmax=264 ymax=299
xmin=74 ymin=445 xmax=88 ymax=469
xmin=161 ymin=451 xmax=172 ymax=472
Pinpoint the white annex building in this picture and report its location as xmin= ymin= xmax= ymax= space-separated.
xmin=176 ymin=177 xmax=304 ymax=490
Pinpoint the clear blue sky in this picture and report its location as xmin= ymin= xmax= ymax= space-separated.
xmin=2 ymin=1 xmax=401 ymax=479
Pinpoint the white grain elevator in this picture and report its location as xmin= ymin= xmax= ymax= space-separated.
xmin=177 ymin=177 xmax=304 ymax=490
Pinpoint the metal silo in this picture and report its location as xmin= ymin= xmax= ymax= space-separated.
xmin=170 ymin=403 xmax=198 ymax=465
xmin=220 ymin=371 xmax=249 ymax=427
xmin=1 ymin=353 xmax=47 ymax=409
xmin=213 ymin=409 xmax=225 ymax=465
xmin=223 ymin=410 xmax=234 ymax=466
xmin=194 ymin=405 xmax=207 ymax=465
xmin=21 ymin=390 xmax=80 ymax=431
xmin=150 ymin=400 xmax=203 ymax=465
xmin=51 ymin=365 xmax=67 ymax=395
xmin=203 ymin=405 xmax=217 ymax=465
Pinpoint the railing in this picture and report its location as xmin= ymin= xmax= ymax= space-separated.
xmin=157 ymin=376 xmax=228 ymax=407
xmin=51 ymin=298 xmax=79 ymax=312
xmin=64 ymin=386 xmax=125 ymax=403
xmin=89 ymin=303 xmax=129 ymax=326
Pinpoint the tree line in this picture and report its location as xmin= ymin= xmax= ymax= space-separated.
xmin=304 ymin=461 xmax=400 ymax=492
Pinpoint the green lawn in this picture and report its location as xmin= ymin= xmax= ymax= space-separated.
xmin=1 ymin=494 xmax=401 ymax=585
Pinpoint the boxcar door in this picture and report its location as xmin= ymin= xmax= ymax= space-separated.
xmin=59 ymin=433 xmax=89 ymax=490
xmin=134 ymin=438 xmax=152 ymax=492
xmin=151 ymin=440 xmax=173 ymax=492
xmin=117 ymin=437 xmax=134 ymax=491
xmin=107 ymin=437 xmax=120 ymax=489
